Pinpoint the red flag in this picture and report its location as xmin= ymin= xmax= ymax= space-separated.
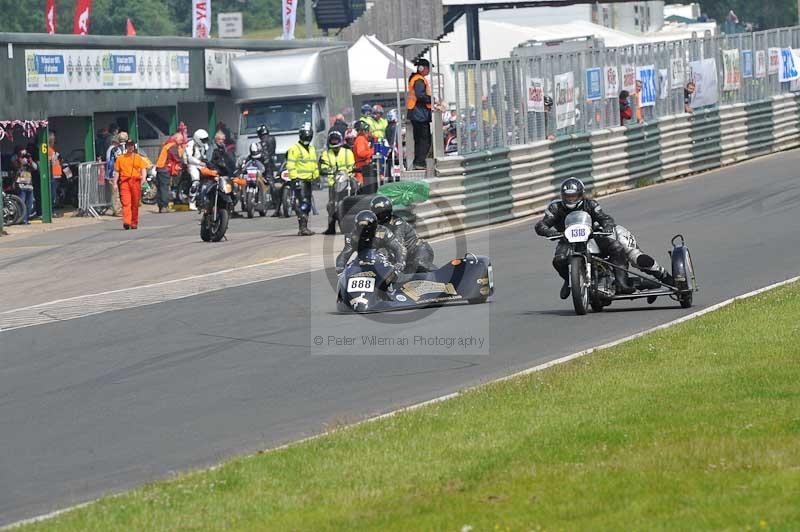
xmin=45 ymin=0 xmax=56 ymax=34
xmin=73 ymin=0 xmax=92 ymax=35
xmin=126 ymin=18 xmax=136 ymax=36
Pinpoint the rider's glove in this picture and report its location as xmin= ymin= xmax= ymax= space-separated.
xmin=544 ymin=227 xmax=560 ymax=238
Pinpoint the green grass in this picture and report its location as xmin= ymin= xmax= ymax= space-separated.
xmin=20 ymin=283 xmax=800 ymax=531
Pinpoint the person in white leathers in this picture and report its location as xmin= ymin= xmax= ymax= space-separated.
xmin=184 ymin=129 xmax=210 ymax=210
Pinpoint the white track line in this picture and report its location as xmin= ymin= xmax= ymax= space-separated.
xmin=5 ymin=275 xmax=797 ymax=531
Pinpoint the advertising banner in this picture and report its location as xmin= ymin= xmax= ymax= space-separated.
xmin=636 ymin=65 xmax=657 ymax=107
xmin=722 ymin=49 xmax=741 ymax=90
xmin=554 ymin=71 xmax=575 ymax=129
xmin=622 ymin=63 xmax=636 ymax=93
xmin=193 ymin=0 xmax=211 ymax=39
xmin=283 ymin=0 xmax=297 ymax=40
xmin=585 ymin=68 xmax=602 ymax=101
xmin=756 ymin=50 xmax=767 ymax=79
xmin=688 ymin=58 xmax=719 ymax=108
xmin=205 ymin=49 xmax=246 ymax=90
xmin=526 ymin=77 xmax=544 ymax=112
xmin=25 ymin=49 xmax=190 ymax=92
xmin=603 ymin=66 xmax=618 ymax=99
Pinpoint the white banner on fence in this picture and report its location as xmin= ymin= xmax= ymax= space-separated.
xmin=688 ymin=58 xmax=719 ymax=108
xmin=659 ymin=69 xmax=669 ymax=100
xmin=769 ymin=47 xmax=781 ymax=75
xmin=554 ymin=71 xmax=575 ymax=129
xmin=779 ymin=48 xmax=800 ymax=82
xmin=722 ymin=49 xmax=741 ymax=91
xmin=526 ymin=77 xmax=544 ymax=112
xmin=670 ymin=58 xmax=684 ymax=88
xmin=756 ymin=50 xmax=767 ymax=79
xmin=636 ymin=65 xmax=657 ymax=107
xmin=603 ymin=66 xmax=619 ymax=99
xmin=622 ymin=63 xmax=636 ymax=93
xmin=204 ymin=49 xmax=246 ymax=90
xmin=193 ymin=0 xmax=211 ymax=39
xmin=25 ymin=49 xmax=190 ymax=92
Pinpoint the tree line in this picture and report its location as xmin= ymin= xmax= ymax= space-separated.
xmin=0 ymin=0 xmax=291 ymax=36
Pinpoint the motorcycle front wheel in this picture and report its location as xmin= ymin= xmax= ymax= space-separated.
xmin=141 ymin=183 xmax=158 ymax=205
xmin=570 ymin=255 xmax=589 ymax=316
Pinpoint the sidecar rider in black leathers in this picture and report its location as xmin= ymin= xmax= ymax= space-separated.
xmin=535 ymin=178 xmax=634 ymax=299
xmin=370 ymin=195 xmax=436 ymax=273
xmin=335 ymin=211 xmax=408 ymax=287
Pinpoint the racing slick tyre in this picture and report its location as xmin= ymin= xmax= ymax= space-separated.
xmin=570 ymin=256 xmax=589 ymax=316
xmin=679 ymin=292 xmax=693 ymax=309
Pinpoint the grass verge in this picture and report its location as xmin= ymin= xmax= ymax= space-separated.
xmin=18 ymin=283 xmax=800 ymax=531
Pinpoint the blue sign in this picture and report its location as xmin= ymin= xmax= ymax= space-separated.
xmin=742 ymin=50 xmax=753 ymax=78
xmin=585 ymin=68 xmax=602 ymax=100
xmin=111 ymin=54 xmax=137 ymax=74
xmin=177 ymin=55 xmax=190 ymax=74
xmin=780 ymin=48 xmax=797 ymax=82
xmin=638 ymin=66 xmax=657 ymax=107
xmin=35 ymin=54 xmax=64 ymax=75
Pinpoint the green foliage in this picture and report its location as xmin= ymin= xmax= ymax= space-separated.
xmin=668 ymin=0 xmax=797 ymax=30
xmin=0 ymin=0 xmax=295 ymax=36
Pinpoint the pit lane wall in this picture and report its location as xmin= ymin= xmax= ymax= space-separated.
xmin=412 ymin=94 xmax=800 ymax=238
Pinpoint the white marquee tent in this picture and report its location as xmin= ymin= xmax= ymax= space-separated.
xmin=348 ymin=34 xmax=416 ymax=96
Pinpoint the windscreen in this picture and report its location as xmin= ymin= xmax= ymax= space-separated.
xmin=240 ymin=101 xmax=313 ymax=135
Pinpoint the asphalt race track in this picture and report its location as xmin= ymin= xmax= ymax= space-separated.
xmin=2 ymin=151 xmax=800 ymax=525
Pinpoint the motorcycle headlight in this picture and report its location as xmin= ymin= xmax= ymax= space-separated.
xmin=222 ymin=178 xmax=233 ymax=194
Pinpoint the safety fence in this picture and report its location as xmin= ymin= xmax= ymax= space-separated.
xmin=411 ymin=92 xmax=800 ymax=239
xmin=78 ymin=162 xmax=113 ymax=218
xmin=452 ymin=25 xmax=800 ymax=155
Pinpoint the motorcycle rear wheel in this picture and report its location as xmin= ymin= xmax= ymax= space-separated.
xmin=570 ymin=256 xmax=589 ymax=316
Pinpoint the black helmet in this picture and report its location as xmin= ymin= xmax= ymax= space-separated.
xmin=354 ymin=120 xmax=370 ymax=134
xmin=299 ymin=124 xmax=313 ymax=144
xmin=361 ymin=103 xmax=373 ymax=116
xmin=354 ymin=210 xmax=378 ymax=241
xmin=370 ymin=195 xmax=393 ymax=224
xmin=544 ymin=95 xmax=553 ymax=108
xmin=560 ymin=178 xmax=585 ymax=210
xmin=256 ymin=124 xmax=270 ymax=137
xmin=249 ymin=141 xmax=262 ymax=158
xmin=327 ymin=130 xmax=343 ymax=148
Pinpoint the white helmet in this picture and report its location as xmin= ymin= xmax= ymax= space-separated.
xmin=193 ymin=129 xmax=209 ymax=145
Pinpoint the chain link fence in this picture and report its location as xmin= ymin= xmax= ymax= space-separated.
xmin=451 ymin=26 xmax=800 ymax=155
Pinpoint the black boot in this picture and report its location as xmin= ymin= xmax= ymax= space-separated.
xmin=614 ymin=266 xmax=635 ymax=294
xmin=654 ymin=269 xmax=675 ymax=287
xmin=298 ymin=218 xmax=315 ymax=236
xmin=322 ymin=220 xmax=336 ymax=235
xmin=560 ymin=280 xmax=570 ymax=300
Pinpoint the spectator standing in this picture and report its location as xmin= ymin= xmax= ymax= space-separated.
xmin=619 ymin=90 xmax=633 ymax=125
xmin=113 ymin=140 xmax=148 ymax=230
xmin=684 ymin=82 xmax=696 ymax=114
xmin=154 ymin=134 xmax=185 ymax=213
xmin=48 ymin=131 xmax=63 ymax=211
xmin=634 ymin=80 xmax=644 ymax=124
xmin=106 ymin=132 xmax=127 ymax=217
xmin=370 ymin=105 xmax=388 ymax=141
xmin=329 ymin=114 xmax=349 ymax=138
xmin=407 ymin=58 xmax=433 ymax=170
xmin=12 ymin=147 xmax=38 ymax=224
xmin=353 ymin=120 xmax=376 ymax=193
xmin=359 ymin=104 xmax=373 ymax=129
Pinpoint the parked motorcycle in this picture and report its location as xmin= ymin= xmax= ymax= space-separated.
xmin=198 ymin=170 xmax=234 ymax=242
xmin=331 ymin=170 xmax=358 ymax=232
xmin=269 ymin=163 xmax=293 ymax=217
xmin=241 ymin=162 xmax=268 ymax=218
xmin=3 ymin=192 xmax=26 ymax=226
xmin=141 ymin=166 xmax=158 ymax=205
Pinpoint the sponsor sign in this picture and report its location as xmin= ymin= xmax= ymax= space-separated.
xmin=218 ymin=12 xmax=242 ymax=38
xmin=636 ymin=65 xmax=657 ymax=107
xmin=25 ymin=49 xmax=189 ymax=91
xmin=723 ymin=49 xmax=741 ymax=90
xmin=585 ymin=67 xmax=602 ymax=101
xmin=526 ymin=77 xmax=544 ymax=112
xmin=688 ymin=58 xmax=719 ymax=108
xmin=205 ymin=49 xmax=245 ymax=90
xmin=603 ymin=66 xmax=619 ymax=99
xmin=554 ymin=71 xmax=575 ymax=129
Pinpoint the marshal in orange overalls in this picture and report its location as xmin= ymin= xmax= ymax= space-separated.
xmin=114 ymin=145 xmax=148 ymax=229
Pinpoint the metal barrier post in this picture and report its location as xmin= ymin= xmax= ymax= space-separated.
xmin=38 ymin=127 xmax=52 ymax=224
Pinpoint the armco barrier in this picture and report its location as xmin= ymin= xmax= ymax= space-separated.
xmin=415 ymin=93 xmax=800 ymax=239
